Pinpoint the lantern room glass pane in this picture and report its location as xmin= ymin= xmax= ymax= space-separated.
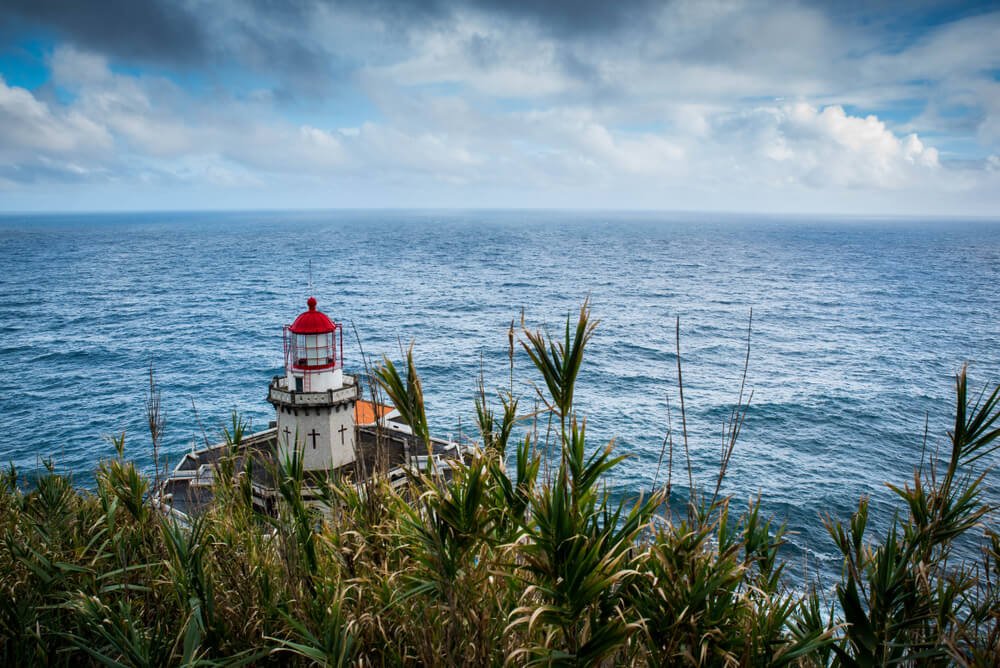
xmin=294 ymin=332 xmax=334 ymax=367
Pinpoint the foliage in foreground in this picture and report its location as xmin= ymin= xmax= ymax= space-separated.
xmin=1 ymin=303 xmax=998 ymax=666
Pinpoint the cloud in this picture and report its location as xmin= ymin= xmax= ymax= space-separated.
xmin=0 ymin=74 xmax=112 ymax=166
xmin=1 ymin=2 xmax=999 ymax=213
xmin=369 ymin=15 xmax=581 ymax=99
xmin=0 ymin=50 xmax=965 ymax=211
xmin=763 ymin=103 xmax=940 ymax=188
xmin=1 ymin=0 xmax=208 ymax=65
xmin=0 ymin=1 xmax=859 ymax=104
xmin=1 ymin=0 xmax=356 ymax=99
xmin=6 ymin=0 xmax=998 ymax=124
xmin=454 ymin=0 xmax=662 ymax=38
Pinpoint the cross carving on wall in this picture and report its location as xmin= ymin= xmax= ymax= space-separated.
xmin=283 ymin=427 xmax=291 ymax=444
xmin=338 ymin=424 xmax=348 ymax=444
xmin=308 ymin=429 xmax=320 ymax=449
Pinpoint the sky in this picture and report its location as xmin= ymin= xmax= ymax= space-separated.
xmin=0 ymin=0 xmax=999 ymax=215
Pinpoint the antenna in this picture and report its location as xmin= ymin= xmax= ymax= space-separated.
xmin=308 ymin=259 xmax=313 ymax=295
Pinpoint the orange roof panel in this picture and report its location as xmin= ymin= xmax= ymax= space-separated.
xmin=355 ymin=399 xmax=393 ymax=425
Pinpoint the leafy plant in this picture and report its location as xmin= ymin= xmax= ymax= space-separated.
xmin=0 ymin=302 xmax=996 ymax=667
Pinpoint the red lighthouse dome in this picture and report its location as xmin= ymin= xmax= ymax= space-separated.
xmin=290 ymin=296 xmax=336 ymax=334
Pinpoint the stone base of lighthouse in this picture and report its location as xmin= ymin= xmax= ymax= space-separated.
xmin=267 ymin=374 xmax=361 ymax=471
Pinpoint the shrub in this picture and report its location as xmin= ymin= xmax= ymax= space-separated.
xmin=0 ymin=302 xmax=996 ymax=666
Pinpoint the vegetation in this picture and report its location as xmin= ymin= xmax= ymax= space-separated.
xmin=1 ymin=302 xmax=998 ymax=666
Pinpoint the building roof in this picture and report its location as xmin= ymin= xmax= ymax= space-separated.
xmin=355 ymin=399 xmax=394 ymax=425
xmin=289 ymin=296 xmax=336 ymax=334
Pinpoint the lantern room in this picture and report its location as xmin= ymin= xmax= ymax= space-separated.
xmin=283 ymin=296 xmax=344 ymax=392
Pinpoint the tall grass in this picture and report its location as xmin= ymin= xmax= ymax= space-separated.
xmin=1 ymin=302 xmax=997 ymax=666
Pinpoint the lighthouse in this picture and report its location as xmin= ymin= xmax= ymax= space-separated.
xmin=157 ymin=294 xmax=475 ymax=520
xmin=267 ymin=296 xmax=360 ymax=472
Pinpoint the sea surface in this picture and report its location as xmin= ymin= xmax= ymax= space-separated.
xmin=1 ymin=210 xmax=999 ymax=589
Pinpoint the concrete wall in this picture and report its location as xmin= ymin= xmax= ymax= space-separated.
xmin=276 ymin=399 xmax=356 ymax=471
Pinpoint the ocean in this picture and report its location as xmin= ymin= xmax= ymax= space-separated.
xmin=1 ymin=210 xmax=998 ymax=587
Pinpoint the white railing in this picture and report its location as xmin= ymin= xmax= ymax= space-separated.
xmin=268 ymin=377 xmax=358 ymax=406
xmin=408 ymin=454 xmax=458 ymax=471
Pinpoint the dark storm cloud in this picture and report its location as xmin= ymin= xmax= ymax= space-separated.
xmin=2 ymin=0 xmax=658 ymax=75
xmin=1 ymin=0 xmax=351 ymax=97
xmin=470 ymin=0 xmax=661 ymax=37
xmin=2 ymin=0 xmax=346 ymax=84
xmin=8 ymin=0 xmax=983 ymax=77
xmin=346 ymin=0 xmax=660 ymax=37
xmin=1 ymin=0 xmax=209 ymax=65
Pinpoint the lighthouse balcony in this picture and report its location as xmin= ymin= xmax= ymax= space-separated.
xmin=267 ymin=373 xmax=359 ymax=408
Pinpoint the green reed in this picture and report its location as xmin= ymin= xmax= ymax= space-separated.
xmin=1 ymin=302 xmax=997 ymax=665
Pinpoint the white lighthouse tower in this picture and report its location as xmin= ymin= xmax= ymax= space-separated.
xmin=267 ymin=296 xmax=360 ymax=472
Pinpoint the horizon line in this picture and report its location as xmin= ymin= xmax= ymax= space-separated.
xmin=1 ymin=206 xmax=999 ymax=222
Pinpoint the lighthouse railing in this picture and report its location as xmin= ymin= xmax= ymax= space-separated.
xmin=268 ymin=374 xmax=358 ymax=406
